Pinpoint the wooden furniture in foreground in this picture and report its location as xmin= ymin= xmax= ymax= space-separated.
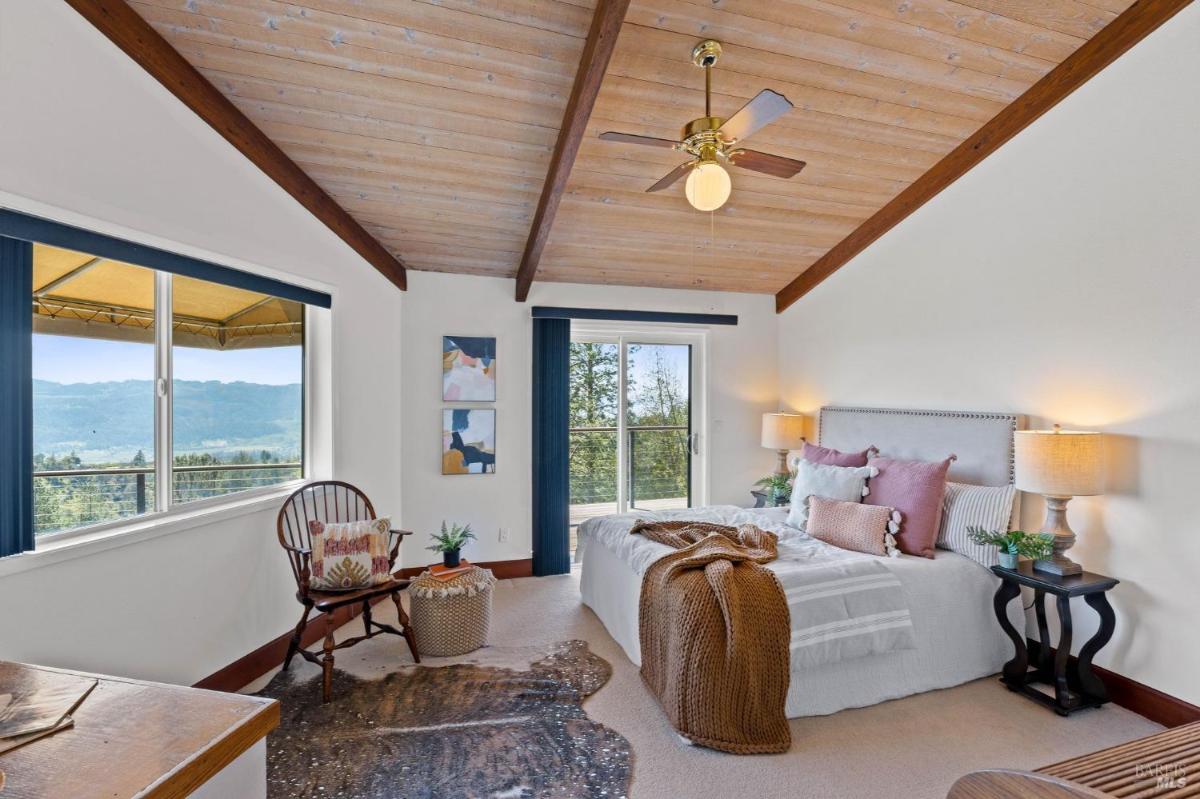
xmin=0 ymin=661 xmax=278 ymax=799
xmin=992 ymin=562 xmax=1119 ymax=716
xmin=277 ymin=480 xmax=419 ymax=703
xmin=948 ymin=721 xmax=1200 ymax=798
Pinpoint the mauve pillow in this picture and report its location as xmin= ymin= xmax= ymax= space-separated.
xmin=864 ymin=455 xmax=955 ymax=558
xmin=807 ymin=496 xmax=901 ymax=557
xmin=801 ymin=441 xmax=875 ymax=468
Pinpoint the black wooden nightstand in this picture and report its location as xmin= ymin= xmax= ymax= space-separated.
xmin=991 ymin=561 xmax=1119 ymax=716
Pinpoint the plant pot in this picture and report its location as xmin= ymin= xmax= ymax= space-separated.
xmin=998 ymin=551 xmax=1018 ymax=570
xmin=771 ymin=490 xmax=789 ymax=508
xmin=442 ymin=549 xmax=461 ymax=568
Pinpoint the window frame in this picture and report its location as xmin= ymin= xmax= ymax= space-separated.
xmin=569 ymin=322 xmax=709 ymax=512
xmin=0 ymin=210 xmax=330 ymax=559
xmin=33 ymin=269 xmax=312 ymax=546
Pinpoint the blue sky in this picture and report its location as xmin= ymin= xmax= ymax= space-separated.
xmin=33 ymin=335 xmax=302 ymax=385
xmin=626 ymin=343 xmax=690 ymax=397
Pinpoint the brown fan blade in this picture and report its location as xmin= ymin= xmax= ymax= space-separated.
xmin=717 ymin=89 xmax=793 ymax=144
xmin=599 ymin=131 xmax=679 ymax=149
xmin=728 ymin=149 xmax=806 ymax=179
xmin=646 ymin=161 xmax=698 ymax=192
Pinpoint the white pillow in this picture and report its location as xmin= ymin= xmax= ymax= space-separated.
xmin=937 ymin=482 xmax=1017 ymax=567
xmin=787 ymin=460 xmax=877 ymax=532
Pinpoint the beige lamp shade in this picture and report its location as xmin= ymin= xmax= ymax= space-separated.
xmin=761 ymin=413 xmax=806 ymax=451
xmin=1014 ymin=426 xmax=1104 ymax=497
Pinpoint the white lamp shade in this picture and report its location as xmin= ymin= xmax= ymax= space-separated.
xmin=1014 ymin=428 xmax=1104 ymax=497
xmin=685 ymin=161 xmax=731 ymax=211
xmin=761 ymin=413 xmax=806 ymax=451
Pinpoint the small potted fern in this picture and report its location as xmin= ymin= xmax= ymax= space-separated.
xmin=968 ymin=526 xmax=1055 ymax=569
xmin=428 ymin=521 xmax=476 ymax=568
xmin=754 ymin=473 xmax=793 ymax=507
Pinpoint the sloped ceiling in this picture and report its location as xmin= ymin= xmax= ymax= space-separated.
xmin=130 ymin=0 xmax=1136 ymax=294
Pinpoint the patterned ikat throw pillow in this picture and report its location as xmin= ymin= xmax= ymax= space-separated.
xmin=308 ymin=517 xmax=393 ymax=591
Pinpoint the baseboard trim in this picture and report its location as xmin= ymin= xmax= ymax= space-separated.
xmin=1026 ymin=638 xmax=1200 ymax=728
xmin=194 ymin=558 xmax=534 ymax=692
xmin=394 ymin=557 xmax=534 ymax=580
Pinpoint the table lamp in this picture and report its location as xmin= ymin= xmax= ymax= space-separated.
xmin=1014 ymin=425 xmax=1104 ymax=576
xmin=761 ymin=413 xmax=806 ymax=476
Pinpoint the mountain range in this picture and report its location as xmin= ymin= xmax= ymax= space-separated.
xmin=33 ymin=379 xmax=302 ymax=463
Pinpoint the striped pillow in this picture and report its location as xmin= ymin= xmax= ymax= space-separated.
xmin=937 ymin=483 xmax=1017 ymax=567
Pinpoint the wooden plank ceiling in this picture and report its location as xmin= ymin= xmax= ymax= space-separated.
xmin=131 ymin=0 xmax=1138 ymax=295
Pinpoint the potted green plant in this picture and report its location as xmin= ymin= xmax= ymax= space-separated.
xmin=428 ymin=521 xmax=476 ymax=568
xmin=967 ymin=526 xmax=1055 ymax=569
xmin=754 ymin=473 xmax=793 ymax=507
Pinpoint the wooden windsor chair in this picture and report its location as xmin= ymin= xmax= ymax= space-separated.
xmin=276 ymin=480 xmax=419 ymax=702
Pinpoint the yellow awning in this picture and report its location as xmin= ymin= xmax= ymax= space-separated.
xmin=32 ymin=243 xmax=301 ymax=350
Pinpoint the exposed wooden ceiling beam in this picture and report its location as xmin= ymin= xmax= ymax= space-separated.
xmin=63 ymin=0 xmax=407 ymax=291
xmin=513 ymin=0 xmax=631 ymax=302
xmin=774 ymin=0 xmax=1193 ymax=314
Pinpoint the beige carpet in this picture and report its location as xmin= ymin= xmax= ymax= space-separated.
xmin=250 ymin=570 xmax=1161 ymax=799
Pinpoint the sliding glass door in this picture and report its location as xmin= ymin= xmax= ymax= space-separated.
xmin=568 ymin=331 xmax=702 ymax=547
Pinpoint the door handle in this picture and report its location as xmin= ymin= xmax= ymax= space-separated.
xmin=688 ymin=432 xmax=699 ymax=455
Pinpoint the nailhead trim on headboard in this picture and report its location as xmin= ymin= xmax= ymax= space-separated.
xmin=818 ymin=406 xmax=1022 ymax=485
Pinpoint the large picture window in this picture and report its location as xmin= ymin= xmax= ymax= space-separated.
xmin=30 ymin=243 xmax=306 ymax=539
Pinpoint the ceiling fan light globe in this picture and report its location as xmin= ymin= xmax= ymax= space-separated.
xmin=685 ymin=161 xmax=731 ymax=211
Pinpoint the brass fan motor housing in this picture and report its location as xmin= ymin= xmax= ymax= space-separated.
xmin=681 ymin=117 xmax=730 ymax=161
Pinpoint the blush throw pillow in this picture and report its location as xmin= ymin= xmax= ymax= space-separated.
xmin=800 ymin=441 xmax=876 ymax=468
xmin=937 ymin=482 xmax=1017 ymax=568
xmin=787 ymin=459 xmax=877 ymax=533
xmin=864 ymin=456 xmax=954 ymax=558
xmin=807 ymin=496 xmax=901 ymax=557
xmin=308 ymin=517 xmax=394 ymax=591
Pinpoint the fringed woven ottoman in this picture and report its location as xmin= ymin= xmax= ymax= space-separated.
xmin=409 ymin=565 xmax=496 ymax=656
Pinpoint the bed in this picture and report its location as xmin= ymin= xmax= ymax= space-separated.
xmin=577 ymin=405 xmax=1027 ymax=719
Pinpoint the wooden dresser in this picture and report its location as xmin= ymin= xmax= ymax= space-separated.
xmin=949 ymin=721 xmax=1200 ymax=798
xmin=0 ymin=661 xmax=279 ymax=798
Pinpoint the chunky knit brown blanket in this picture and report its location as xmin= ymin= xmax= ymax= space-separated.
xmin=631 ymin=520 xmax=791 ymax=754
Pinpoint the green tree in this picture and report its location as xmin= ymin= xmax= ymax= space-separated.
xmin=568 ymin=343 xmax=619 ymax=504
xmin=626 ymin=346 xmax=689 ymax=503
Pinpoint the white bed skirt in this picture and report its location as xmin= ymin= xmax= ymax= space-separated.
xmin=580 ymin=539 xmax=1025 ymax=718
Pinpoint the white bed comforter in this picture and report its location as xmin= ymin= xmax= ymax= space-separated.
xmin=577 ymin=505 xmax=916 ymax=670
xmin=577 ymin=505 xmax=1024 ymax=718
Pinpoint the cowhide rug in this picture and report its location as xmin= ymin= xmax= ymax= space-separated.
xmin=255 ymin=640 xmax=631 ymax=799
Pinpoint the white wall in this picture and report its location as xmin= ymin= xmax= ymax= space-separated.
xmin=400 ymin=272 xmax=778 ymax=565
xmin=0 ymin=0 xmax=403 ymax=684
xmin=777 ymin=6 xmax=1200 ymax=704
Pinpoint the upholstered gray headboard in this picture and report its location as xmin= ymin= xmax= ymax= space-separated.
xmin=812 ymin=406 xmax=1024 ymax=487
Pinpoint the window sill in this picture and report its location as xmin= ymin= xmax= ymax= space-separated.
xmin=0 ymin=482 xmax=305 ymax=579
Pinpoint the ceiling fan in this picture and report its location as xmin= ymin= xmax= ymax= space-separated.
xmin=599 ymin=39 xmax=806 ymax=212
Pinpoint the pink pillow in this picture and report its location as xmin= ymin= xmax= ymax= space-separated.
xmin=807 ymin=496 xmax=901 ymax=557
xmin=801 ymin=441 xmax=876 ymax=468
xmin=864 ymin=456 xmax=955 ymax=558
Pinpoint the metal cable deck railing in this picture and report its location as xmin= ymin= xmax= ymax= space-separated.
xmin=568 ymin=424 xmax=690 ymax=525
xmin=34 ymin=462 xmax=301 ymax=535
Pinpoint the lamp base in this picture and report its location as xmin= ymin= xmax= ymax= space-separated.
xmin=775 ymin=449 xmax=790 ymax=477
xmin=1032 ymin=495 xmax=1083 ymax=577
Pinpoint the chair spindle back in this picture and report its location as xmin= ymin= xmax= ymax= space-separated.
xmin=277 ymin=481 xmax=376 ymax=588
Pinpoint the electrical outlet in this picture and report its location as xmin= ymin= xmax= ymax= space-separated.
xmin=498 ymin=527 xmax=509 ymax=543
